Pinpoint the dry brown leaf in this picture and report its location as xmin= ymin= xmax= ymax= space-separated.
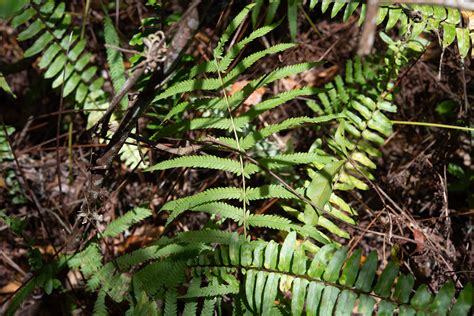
xmin=229 ymin=80 xmax=266 ymax=106
xmin=0 ymin=281 xmax=21 ymax=294
xmin=413 ymin=229 xmax=426 ymax=253
xmin=280 ymin=76 xmax=300 ymax=90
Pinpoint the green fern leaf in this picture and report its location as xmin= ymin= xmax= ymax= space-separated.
xmin=17 ymin=19 xmax=45 ymax=41
xmin=247 ymin=214 xmax=291 ymax=231
xmin=182 ymin=278 xmax=200 ymax=315
xmin=306 ymin=160 xmax=345 ymax=211
xmin=5 ymin=277 xmax=37 ymax=316
xmin=117 ymin=243 xmax=205 ymax=270
xmin=238 ymin=114 xmax=343 ymax=150
xmin=190 ymin=23 xmax=284 ymax=77
xmin=68 ymin=243 xmax=103 ymax=277
xmin=102 ymin=207 xmax=152 ymax=238
xmin=164 ymin=289 xmax=178 ymax=316
xmin=288 ymin=0 xmax=298 ymax=41
xmin=190 ymin=201 xmax=245 ymax=223
xmin=260 ymin=152 xmax=326 ymax=170
xmin=176 ymin=230 xmax=234 ymax=244
xmin=146 ymin=155 xmax=258 ymax=177
xmin=24 ymin=32 xmax=54 ymax=57
xmin=162 ymin=187 xmax=242 ymax=212
xmin=180 ymin=284 xmax=239 ymax=299
xmin=11 ymin=7 xmax=36 ymax=28
xmin=104 ymin=15 xmax=127 ymax=109
xmin=93 ymin=289 xmax=108 ymax=316
xmin=134 ymin=260 xmax=187 ymax=296
xmin=222 ymin=43 xmax=296 ymax=85
xmin=153 ymin=78 xmax=221 ymax=102
xmin=213 ymin=4 xmax=255 ymax=59
xmin=246 ymin=184 xmax=297 ymax=200
xmin=449 ymin=283 xmax=473 ymax=316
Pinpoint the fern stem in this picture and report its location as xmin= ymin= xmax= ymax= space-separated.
xmin=213 ymin=60 xmax=248 ymax=237
xmin=391 ymin=120 xmax=474 ymax=132
xmin=299 ymin=4 xmax=322 ymax=37
xmin=81 ymin=0 xmax=91 ymax=39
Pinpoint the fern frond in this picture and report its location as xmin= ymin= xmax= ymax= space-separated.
xmin=68 ymin=243 xmax=102 ymax=277
xmin=0 ymin=125 xmax=14 ymax=162
xmin=259 ymin=152 xmax=328 ymax=170
xmin=184 ymin=233 xmax=473 ymax=315
xmin=93 ymin=289 xmax=108 ymax=316
xmin=308 ymin=1 xmax=473 ymax=57
xmin=102 ymin=207 xmax=152 ymax=238
xmin=154 ymin=78 xmax=222 ymax=102
xmin=11 ymin=1 xmax=104 ymax=102
xmin=246 ymin=184 xmax=297 ymax=200
xmin=186 ymin=86 xmax=326 ymax=133
xmin=162 ymin=184 xmax=298 ymax=217
xmin=222 ymin=43 xmax=296 ymax=85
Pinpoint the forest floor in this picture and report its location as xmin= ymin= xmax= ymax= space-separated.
xmin=0 ymin=1 xmax=472 ymax=314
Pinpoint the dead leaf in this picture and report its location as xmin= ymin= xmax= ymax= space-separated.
xmin=413 ymin=229 xmax=425 ymax=253
xmin=0 ymin=281 xmax=21 ymax=294
xmin=229 ymin=80 xmax=266 ymax=106
xmin=280 ymin=76 xmax=300 ymax=90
